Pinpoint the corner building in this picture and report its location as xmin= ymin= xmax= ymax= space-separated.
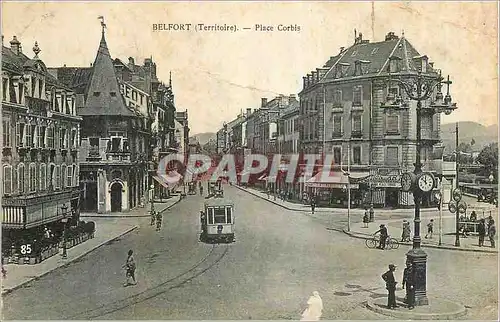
xmin=2 ymin=36 xmax=82 ymax=251
xmin=299 ymin=31 xmax=444 ymax=208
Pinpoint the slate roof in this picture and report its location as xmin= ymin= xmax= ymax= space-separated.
xmin=321 ymin=34 xmax=435 ymax=82
xmin=79 ymin=31 xmax=136 ymax=117
xmin=2 ymin=45 xmax=71 ymax=90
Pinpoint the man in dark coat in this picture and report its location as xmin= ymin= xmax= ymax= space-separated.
xmin=478 ymin=218 xmax=486 ymax=247
xmin=402 ymin=262 xmax=415 ymax=309
xmin=374 ymin=224 xmax=388 ymax=250
xmin=382 ymin=264 xmax=398 ymax=309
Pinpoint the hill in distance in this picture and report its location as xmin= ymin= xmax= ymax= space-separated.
xmin=190 ymin=132 xmax=216 ymax=146
xmin=441 ymin=121 xmax=498 ymax=152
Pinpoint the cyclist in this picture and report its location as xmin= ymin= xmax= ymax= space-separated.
xmin=373 ymin=224 xmax=388 ymax=250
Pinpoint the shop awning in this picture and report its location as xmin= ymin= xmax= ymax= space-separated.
xmin=305 ymin=171 xmax=359 ymax=189
xmin=153 ymin=175 xmax=173 ymax=189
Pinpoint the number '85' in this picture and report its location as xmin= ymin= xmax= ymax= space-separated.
xmin=20 ymin=244 xmax=32 ymax=255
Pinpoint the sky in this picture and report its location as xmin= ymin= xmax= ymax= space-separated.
xmin=2 ymin=1 xmax=498 ymax=134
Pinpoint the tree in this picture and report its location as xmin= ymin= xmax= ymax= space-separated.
xmin=476 ymin=142 xmax=498 ymax=179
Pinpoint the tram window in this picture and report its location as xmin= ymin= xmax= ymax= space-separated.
xmin=208 ymin=208 xmax=214 ymax=224
xmin=214 ymin=208 xmax=226 ymax=224
xmin=226 ymin=207 xmax=232 ymax=224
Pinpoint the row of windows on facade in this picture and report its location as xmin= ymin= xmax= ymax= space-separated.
xmin=2 ymin=76 xmax=77 ymax=116
xmin=3 ymin=163 xmax=78 ymax=195
xmin=331 ymin=146 xmax=399 ymax=166
xmin=301 ymin=113 xmax=401 ymax=141
xmin=2 ymin=120 xmax=78 ymax=149
xmin=300 ymin=85 xmax=409 ymax=114
xmin=86 ymin=135 xmax=145 ymax=154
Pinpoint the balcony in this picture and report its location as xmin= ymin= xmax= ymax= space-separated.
xmin=106 ymin=149 xmax=131 ymax=162
xmin=351 ymin=130 xmax=363 ymax=139
xmin=86 ymin=146 xmax=101 ymax=161
xmin=332 ymin=131 xmax=343 ymax=139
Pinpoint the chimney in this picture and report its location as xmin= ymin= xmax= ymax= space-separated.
xmin=10 ymin=36 xmax=20 ymax=55
xmin=246 ymin=108 xmax=251 ymax=116
xmin=339 ymin=47 xmax=344 ymax=54
xmin=128 ymin=57 xmax=135 ymax=67
xmin=289 ymin=94 xmax=296 ymax=102
xmin=261 ymin=98 xmax=268 ymax=108
xmin=385 ymin=31 xmax=399 ymax=41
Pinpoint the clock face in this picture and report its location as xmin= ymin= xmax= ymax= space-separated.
xmin=401 ymin=173 xmax=413 ymax=192
xmin=418 ymin=173 xmax=434 ymax=192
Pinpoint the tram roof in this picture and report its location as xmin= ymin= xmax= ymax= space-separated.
xmin=204 ymin=197 xmax=234 ymax=207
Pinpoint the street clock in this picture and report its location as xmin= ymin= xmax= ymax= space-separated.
xmin=401 ymin=172 xmax=416 ymax=192
xmin=417 ymin=172 xmax=435 ymax=192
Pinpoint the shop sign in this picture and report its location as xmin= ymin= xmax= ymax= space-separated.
xmin=370 ymin=174 xmax=401 ymax=188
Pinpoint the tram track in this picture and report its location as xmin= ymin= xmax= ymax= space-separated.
xmin=67 ymin=243 xmax=230 ymax=320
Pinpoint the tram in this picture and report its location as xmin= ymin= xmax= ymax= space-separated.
xmin=200 ymin=195 xmax=235 ymax=243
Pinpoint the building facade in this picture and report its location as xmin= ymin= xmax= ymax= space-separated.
xmin=299 ymin=31 xmax=451 ymax=208
xmin=52 ymin=28 xmax=149 ymax=213
xmin=2 ymin=36 xmax=82 ymax=252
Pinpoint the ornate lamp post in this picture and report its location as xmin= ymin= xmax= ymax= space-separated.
xmin=60 ymin=204 xmax=69 ymax=259
xmin=382 ymin=70 xmax=456 ymax=306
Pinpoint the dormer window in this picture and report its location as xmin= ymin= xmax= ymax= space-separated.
xmin=351 ymin=50 xmax=358 ymax=57
xmin=354 ymin=61 xmax=362 ymax=76
xmin=110 ymin=91 xmax=117 ymax=97
xmin=371 ymin=48 xmax=379 ymax=55
xmin=93 ymin=92 xmax=101 ymax=97
xmin=388 ymin=56 xmax=401 ymax=73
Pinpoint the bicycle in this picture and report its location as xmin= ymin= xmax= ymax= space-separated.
xmin=365 ymin=235 xmax=400 ymax=250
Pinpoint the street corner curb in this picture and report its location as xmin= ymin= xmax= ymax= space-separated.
xmin=233 ymin=185 xmax=300 ymax=212
xmin=342 ymin=229 xmax=498 ymax=254
xmin=159 ymin=196 xmax=182 ymax=214
xmin=1 ymin=226 xmax=138 ymax=297
xmin=365 ymin=296 xmax=467 ymax=320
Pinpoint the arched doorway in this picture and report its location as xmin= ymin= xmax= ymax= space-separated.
xmin=110 ymin=182 xmax=123 ymax=212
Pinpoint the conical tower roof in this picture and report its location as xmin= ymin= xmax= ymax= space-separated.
xmin=79 ymin=30 xmax=135 ymax=116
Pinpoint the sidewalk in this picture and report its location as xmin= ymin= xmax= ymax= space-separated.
xmin=80 ymin=195 xmax=181 ymax=218
xmin=1 ymin=218 xmax=138 ymax=295
xmin=236 ymin=185 xmax=497 ymax=215
xmin=345 ymin=216 xmax=498 ymax=254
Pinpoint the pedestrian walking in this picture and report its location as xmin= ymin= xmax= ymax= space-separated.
xmin=401 ymin=220 xmax=408 ymax=242
xmin=311 ymin=195 xmax=316 ymax=214
xmin=123 ymin=250 xmax=137 ymax=286
xmin=369 ymin=205 xmax=374 ymax=222
xmin=478 ymin=218 xmax=486 ymax=247
xmin=373 ymin=224 xmax=388 ymax=250
xmin=425 ymin=219 xmax=434 ymax=239
xmin=470 ymin=211 xmax=477 ymax=222
xmin=156 ymin=211 xmax=162 ymax=231
xmin=1 ymin=257 xmax=6 ymax=278
xmin=488 ymin=219 xmax=496 ymax=248
xmin=300 ymin=291 xmax=323 ymax=321
xmin=381 ymin=264 xmax=398 ymax=309
xmin=363 ymin=208 xmax=369 ymax=228
xmin=402 ymin=262 xmax=415 ymax=309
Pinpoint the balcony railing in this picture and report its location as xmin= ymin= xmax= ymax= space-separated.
xmin=106 ymin=149 xmax=131 ymax=162
xmin=86 ymin=146 xmax=101 ymax=161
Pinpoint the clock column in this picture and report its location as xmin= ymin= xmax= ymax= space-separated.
xmin=406 ymin=73 xmax=429 ymax=306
